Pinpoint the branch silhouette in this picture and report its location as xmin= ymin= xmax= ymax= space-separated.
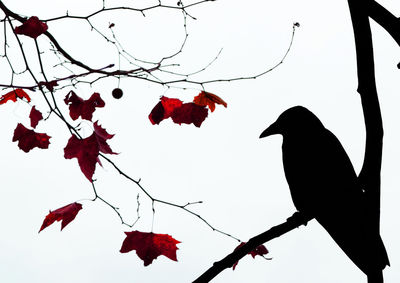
xmin=193 ymin=213 xmax=312 ymax=283
xmin=0 ymin=0 xmax=297 ymax=249
xmin=368 ymin=1 xmax=400 ymax=49
xmin=0 ymin=1 xmax=298 ymax=92
xmin=348 ymin=2 xmax=386 ymax=280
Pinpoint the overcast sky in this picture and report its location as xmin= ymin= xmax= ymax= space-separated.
xmin=0 ymin=0 xmax=399 ymax=282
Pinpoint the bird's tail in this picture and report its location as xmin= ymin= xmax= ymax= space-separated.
xmin=367 ymin=270 xmax=383 ymax=283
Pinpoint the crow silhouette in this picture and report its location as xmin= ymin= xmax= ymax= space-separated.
xmin=260 ymin=106 xmax=389 ymax=283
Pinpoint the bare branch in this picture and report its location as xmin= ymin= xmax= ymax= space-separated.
xmin=0 ymin=0 xmax=298 ymax=248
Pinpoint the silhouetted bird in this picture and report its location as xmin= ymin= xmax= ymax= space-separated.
xmin=260 ymin=106 xmax=389 ymax=283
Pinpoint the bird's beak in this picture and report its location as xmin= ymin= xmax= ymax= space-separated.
xmin=259 ymin=121 xmax=279 ymax=138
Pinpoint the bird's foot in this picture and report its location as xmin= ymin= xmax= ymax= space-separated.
xmin=286 ymin=212 xmax=312 ymax=226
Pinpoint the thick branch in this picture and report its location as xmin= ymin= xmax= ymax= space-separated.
xmin=347 ymin=0 xmax=383 ymax=232
xmin=368 ymin=1 xmax=400 ymax=47
xmin=192 ymin=214 xmax=313 ymax=283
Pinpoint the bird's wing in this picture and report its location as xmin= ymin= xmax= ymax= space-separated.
xmin=282 ymin=128 xmax=361 ymax=214
xmin=310 ymin=130 xmax=389 ymax=273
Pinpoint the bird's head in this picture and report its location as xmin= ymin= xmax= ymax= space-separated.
xmin=259 ymin=106 xmax=324 ymax=138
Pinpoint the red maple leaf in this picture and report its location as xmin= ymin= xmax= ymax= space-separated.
xmin=64 ymin=133 xmax=99 ymax=181
xmin=171 ymin=103 xmax=208 ymax=127
xmin=148 ymin=96 xmax=183 ymax=125
xmin=232 ymin=242 xmax=269 ymax=270
xmin=148 ymin=101 xmax=165 ymax=125
xmin=38 ymin=80 xmax=58 ymax=91
xmin=120 ymin=231 xmax=181 ymax=266
xmin=193 ymin=91 xmax=227 ymax=112
xmin=0 ymin=89 xmax=31 ymax=105
xmin=64 ymin=91 xmax=105 ymax=121
xmin=161 ymin=96 xmax=183 ymax=118
xmin=29 ymin=106 xmax=43 ymax=128
xmin=93 ymin=121 xmax=117 ymax=154
xmin=39 ymin=202 xmax=83 ymax=232
xmin=14 ymin=16 xmax=48 ymax=39
xmin=12 ymin=123 xmax=51 ymax=153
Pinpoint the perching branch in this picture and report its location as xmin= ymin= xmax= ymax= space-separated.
xmin=193 ymin=213 xmax=313 ymax=283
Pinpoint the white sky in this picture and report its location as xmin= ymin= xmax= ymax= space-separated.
xmin=0 ymin=0 xmax=399 ymax=282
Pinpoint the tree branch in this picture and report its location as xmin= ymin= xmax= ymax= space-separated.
xmin=347 ymin=0 xmax=383 ymax=232
xmin=368 ymin=1 xmax=400 ymax=48
xmin=192 ymin=213 xmax=313 ymax=283
xmin=0 ymin=1 xmax=298 ymax=92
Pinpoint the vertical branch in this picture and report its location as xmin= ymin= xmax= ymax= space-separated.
xmin=347 ymin=0 xmax=383 ymax=231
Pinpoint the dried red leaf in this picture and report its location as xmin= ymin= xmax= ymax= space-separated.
xmin=64 ymin=133 xmax=99 ymax=181
xmin=64 ymin=91 xmax=105 ymax=121
xmin=0 ymin=89 xmax=31 ymax=105
xmin=39 ymin=202 xmax=82 ymax=232
xmin=14 ymin=16 xmax=48 ymax=39
xmin=29 ymin=106 xmax=43 ymax=128
xmin=148 ymin=96 xmax=183 ymax=125
xmin=248 ymin=244 xmax=269 ymax=258
xmin=232 ymin=242 xmax=269 ymax=270
xmin=161 ymin=96 xmax=183 ymax=118
xmin=93 ymin=121 xmax=117 ymax=154
xmin=148 ymin=101 xmax=165 ymax=125
xmin=193 ymin=91 xmax=227 ymax=112
xmin=120 ymin=231 xmax=181 ymax=266
xmin=12 ymin=123 xmax=50 ymax=153
xmin=64 ymin=122 xmax=116 ymax=180
xmin=38 ymin=80 xmax=58 ymax=91
xmin=171 ymin=103 xmax=208 ymax=127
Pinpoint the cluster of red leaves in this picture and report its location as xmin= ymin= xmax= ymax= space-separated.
xmin=232 ymin=242 xmax=269 ymax=270
xmin=39 ymin=202 xmax=83 ymax=232
xmin=64 ymin=91 xmax=105 ymax=121
xmin=4 ymin=86 xmax=234 ymax=268
xmin=12 ymin=123 xmax=50 ymax=153
xmin=0 ymin=89 xmax=31 ymax=105
xmin=149 ymin=96 xmax=207 ymax=127
xmin=5 ymin=89 xmax=112 ymax=182
xmin=39 ymin=202 xmax=180 ymax=266
xmin=62 ymin=92 xmax=117 ymax=180
xmin=149 ymin=91 xmax=227 ymax=127
xmin=14 ymin=16 xmax=48 ymax=39
xmin=120 ymin=231 xmax=181 ymax=266
xmin=3 ymin=89 xmax=48 ymax=152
